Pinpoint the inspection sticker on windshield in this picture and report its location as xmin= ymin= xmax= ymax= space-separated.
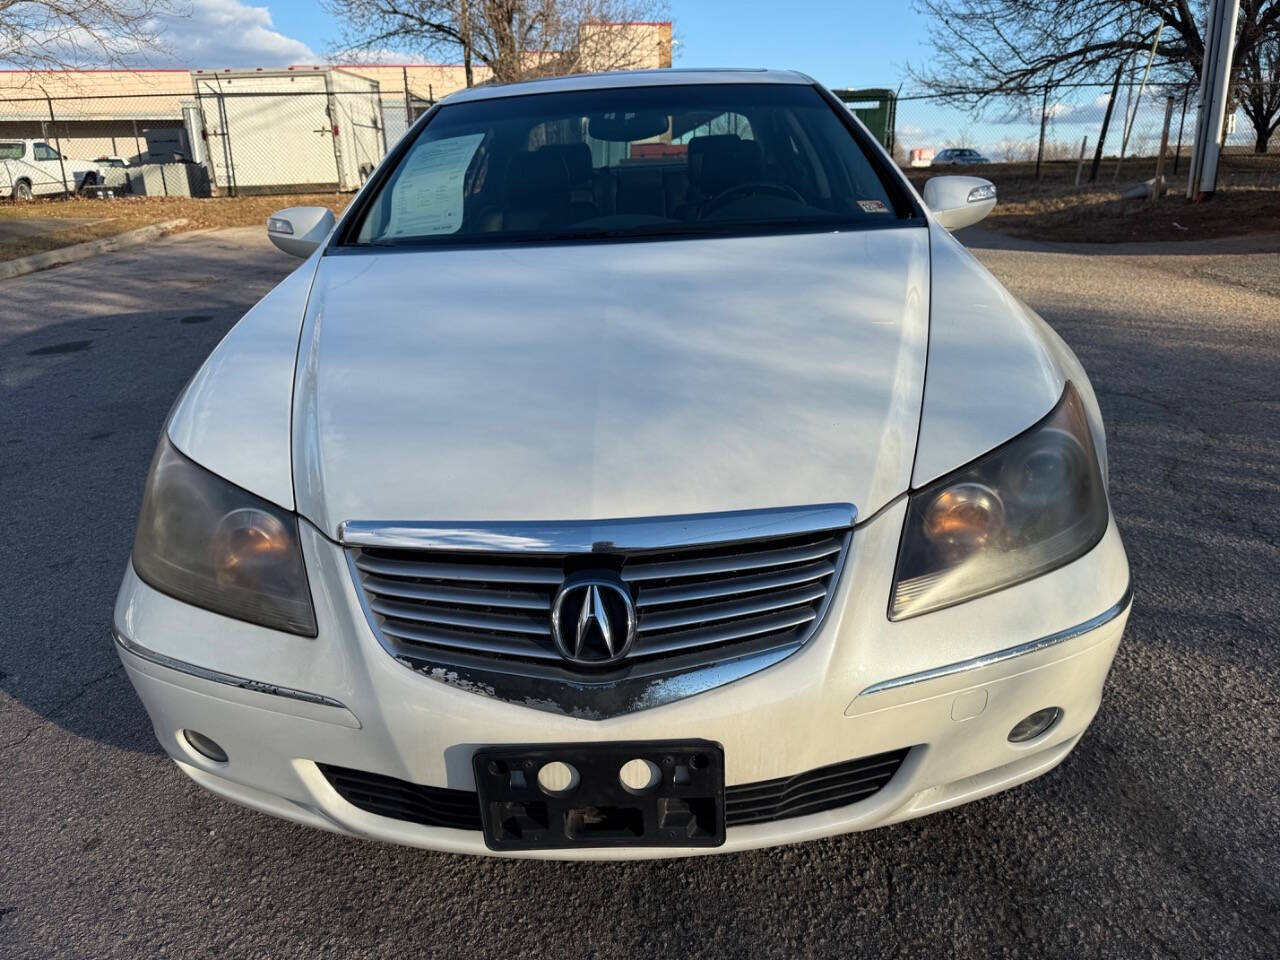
xmin=858 ymin=199 xmax=889 ymax=213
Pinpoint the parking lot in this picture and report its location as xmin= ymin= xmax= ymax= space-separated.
xmin=0 ymin=225 xmax=1277 ymax=959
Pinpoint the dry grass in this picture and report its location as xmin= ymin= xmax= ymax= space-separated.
xmin=905 ymin=155 xmax=1280 ymax=243
xmin=985 ymin=186 xmax=1280 ymax=243
xmin=0 ymin=193 xmax=353 ymax=261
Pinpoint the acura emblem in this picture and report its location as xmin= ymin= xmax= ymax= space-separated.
xmin=550 ymin=574 xmax=637 ymax=665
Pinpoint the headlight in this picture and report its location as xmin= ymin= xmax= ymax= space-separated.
xmin=890 ymin=382 xmax=1108 ymax=619
xmin=132 ymin=438 xmax=317 ymax=636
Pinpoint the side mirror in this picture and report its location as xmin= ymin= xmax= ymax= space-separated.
xmin=922 ymin=176 xmax=997 ymax=231
xmin=266 ymin=206 xmax=335 ymax=258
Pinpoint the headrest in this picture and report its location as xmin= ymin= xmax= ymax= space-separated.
xmin=686 ymin=135 xmax=764 ymax=196
xmin=504 ymin=152 xmax=570 ymax=206
xmin=538 ymin=143 xmax=593 ymax=185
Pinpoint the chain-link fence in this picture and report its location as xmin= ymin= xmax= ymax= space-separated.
xmin=1 ymin=78 xmax=1275 ymax=201
xmin=891 ymin=81 xmax=1279 ymax=189
xmin=0 ymin=78 xmax=436 ymax=200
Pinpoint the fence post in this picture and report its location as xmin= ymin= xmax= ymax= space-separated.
xmin=1114 ymin=28 xmax=1163 ymax=184
xmin=43 ymin=92 xmax=70 ymax=197
xmin=1172 ymin=85 xmax=1190 ymax=175
xmin=1090 ymin=61 xmax=1125 ymax=182
xmin=1152 ymin=95 xmax=1175 ymax=201
xmin=1074 ymin=135 xmax=1089 ymax=187
xmin=1035 ymin=82 xmax=1051 ymax=179
xmin=402 ymin=66 xmax=412 ymax=129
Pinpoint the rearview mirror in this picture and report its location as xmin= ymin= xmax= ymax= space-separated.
xmin=922 ymin=176 xmax=997 ymax=231
xmin=587 ymin=111 xmax=670 ymax=142
xmin=266 ymin=206 xmax=335 ymax=258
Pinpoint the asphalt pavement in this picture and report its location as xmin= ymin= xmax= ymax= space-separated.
xmin=1 ymin=226 xmax=1277 ymax=959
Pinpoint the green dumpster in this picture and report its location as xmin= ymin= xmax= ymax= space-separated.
xmin=831 ymin=88 xmax=896 ymax=151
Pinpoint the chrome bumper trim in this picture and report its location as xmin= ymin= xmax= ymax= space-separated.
xmin=112 ymin=629 xmax=348 ymax=709
xmin=859 ymin=582 xmax=1133 ymax=697
xmin=338 ymin=503 xmax=856 ymax=553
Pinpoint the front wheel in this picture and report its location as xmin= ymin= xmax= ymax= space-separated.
xmin=12 ymin=179 xmax=33 ymax=201
xmin=78 ymin=173 xmax=97 ymax=195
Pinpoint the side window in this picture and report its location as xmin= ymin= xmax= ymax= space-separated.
xmin=0 ymin=142 xmax=25 ymax=161
xmin=33 ymin=143 xmax=58 ymax=161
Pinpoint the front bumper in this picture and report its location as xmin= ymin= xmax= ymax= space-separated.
xmin=113 ymin=499 xmax=1131 ymax=859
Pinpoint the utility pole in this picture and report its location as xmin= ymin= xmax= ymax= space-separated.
xmin=1187 ymin=0 xmax=1240 ymax=200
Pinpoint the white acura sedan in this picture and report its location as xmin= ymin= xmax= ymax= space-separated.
xmin=114 ymin=69 xmax=1130 ymax=858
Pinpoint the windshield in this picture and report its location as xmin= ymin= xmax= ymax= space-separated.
xmin=350 ymin=83 xmax=911 ymax=247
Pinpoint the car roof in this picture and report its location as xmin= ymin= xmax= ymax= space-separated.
xmin=443 ymin=68 xmax=815 ymax=104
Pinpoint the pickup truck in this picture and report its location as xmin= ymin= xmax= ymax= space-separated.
xmin=1 ymin=140 xmax=104 ymax=199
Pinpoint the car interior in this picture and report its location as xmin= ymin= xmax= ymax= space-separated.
xmin=469 ymin=128 xmax=888 ymax=234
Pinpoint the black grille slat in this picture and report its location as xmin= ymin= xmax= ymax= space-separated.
xmin=351 ymin=525 xmax=849 ymax=675
xmin=723 ymin=748 xmax=910 ymax=826
xmin=636 ymin=582 xmax=827 ymax=633
xmin=355 ymin=554 xmax=564 ymax=585
xmin=379 ymin=621 xmax=563 ymax=660
xmin=370 ymin=597 xmax=551 ymax=636
xmin=630 ymin=607 xmax=817 ymax=657
xmin=360 ymin=575 xmax=552 ymax=611
xmin=316 ymin=749 xmax=909 ymax=834
xmin=619 ymin=538 xmax=843 ymax=583
xmin=318 ymin=764 xmax=483 ymax=830
xmin=725 ymin=778 xmax=888 ymax=819
xmin=635 ymin=560 xmax=835 ymax=608
xmin=724 ymin=756 xmax=906 ymax=803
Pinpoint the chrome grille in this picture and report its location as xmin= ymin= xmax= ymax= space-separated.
xmin=349 ymin=520 xmax=850 ymax=677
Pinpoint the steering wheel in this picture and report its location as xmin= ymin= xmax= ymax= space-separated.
xmin=702 ymin=181 xmax=806 ymax=215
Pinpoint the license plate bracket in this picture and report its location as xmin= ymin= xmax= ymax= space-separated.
xmin=472 ymin=740 xmax=725 ymax=851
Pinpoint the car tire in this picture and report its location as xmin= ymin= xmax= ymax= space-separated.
xmin=13 ymin=179 xmax=33 ymax=201
xmin=78 ymin=173 xmax=97 ymax=195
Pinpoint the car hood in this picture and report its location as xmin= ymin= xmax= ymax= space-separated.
xmin=292 ymin=228 xmax=930 ymax=537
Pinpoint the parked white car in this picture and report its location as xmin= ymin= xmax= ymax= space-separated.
xmin=931 ymin=147 xmax=992 ymax=166
xmin=115 ymin=69 xmax=1130 ymax=859
xmin=1 ymin=139 xmax=103 ymax=198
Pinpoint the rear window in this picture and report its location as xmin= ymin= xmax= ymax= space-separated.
xmin=0 ymin=142 xmax=24 ymax=161
xmin=349 ymin=83 xmax=912 ymax=247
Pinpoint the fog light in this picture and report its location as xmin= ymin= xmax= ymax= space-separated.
xmin=1008 ymin=707 xmax=1062 ymax=743
xmin=183 ymin=729 xmax=228 ymax=763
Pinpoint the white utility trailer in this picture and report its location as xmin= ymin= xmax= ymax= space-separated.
xmin=191 ymin=68 xmax=387 ymax=195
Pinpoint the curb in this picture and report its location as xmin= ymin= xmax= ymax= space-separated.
xmin=0 ymin=218 xmax=190 ymax=281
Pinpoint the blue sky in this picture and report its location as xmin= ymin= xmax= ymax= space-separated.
xmin=146 ymin=0 xmax=932 ymax=90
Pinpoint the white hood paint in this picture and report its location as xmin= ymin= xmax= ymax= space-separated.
xmin=168 ymin=254 xmax=321 ymax=509
xmin=911 ymin=224 xmax=1066 ymax=488
xmin=292 ymin=229 xmax=930 ymax=536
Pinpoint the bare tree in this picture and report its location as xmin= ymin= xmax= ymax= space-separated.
xmin=1238 ymin=34 xmax=1280 ymax=151
xmin=325 ymin=0 xmax=670 ymax=87
xmin=0 ymin=0 xmax=183 ymax=73
xmin=909 ymin=0 xmax=1280 ymax=151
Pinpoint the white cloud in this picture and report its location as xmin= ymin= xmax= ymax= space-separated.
xmin=144 ymin=0 xmax=316 ymax=69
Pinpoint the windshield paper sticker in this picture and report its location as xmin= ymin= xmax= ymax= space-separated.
xmin=385 ymin=133 xmax=486 ymax=237
xmin=857 ymin=199 xmax=889 ymax=214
